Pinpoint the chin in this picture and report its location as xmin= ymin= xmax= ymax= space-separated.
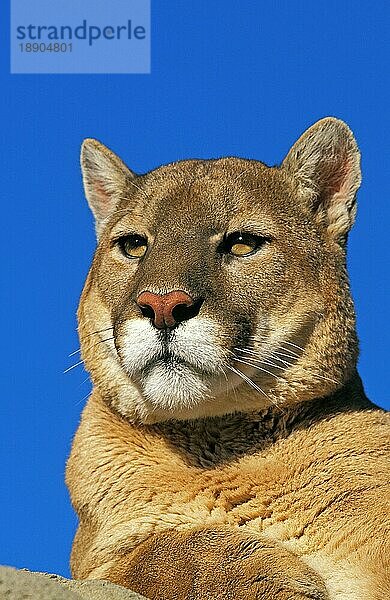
xmin=139 ymin=360 xmax=212 ymax=411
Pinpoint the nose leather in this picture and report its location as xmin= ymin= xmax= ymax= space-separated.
xmin=136 ymin=290 xmax=194 ymax=329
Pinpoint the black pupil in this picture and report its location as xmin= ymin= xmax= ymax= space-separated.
xmin=129 ymin=236 xmax=143 ymax=248
xmin=228 ymin=233 xmax=256 ymax=251
xmin=120 ymin=235 xmax=146 ymax=255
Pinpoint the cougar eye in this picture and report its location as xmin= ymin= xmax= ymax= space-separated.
xmin=118 ymin=235 xmax=148 ymax=259
xmin=223 ymin=232 xmax=265 ymax=257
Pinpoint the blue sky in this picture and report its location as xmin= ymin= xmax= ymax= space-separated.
xmin=1 ymin=0 xmax=389 ymax=578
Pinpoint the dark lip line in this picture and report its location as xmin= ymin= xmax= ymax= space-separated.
xmin=141 ymin=352 xmax=221 ymax=378
xmin=145 ymin=352 xmax=186 ymax=371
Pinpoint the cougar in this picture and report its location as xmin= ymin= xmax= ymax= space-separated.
xmin=66 ymin=118 xmax=389 ymax=600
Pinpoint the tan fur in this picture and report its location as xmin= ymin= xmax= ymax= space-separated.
xmin=66 ymin=118 xmax=389 ymax=599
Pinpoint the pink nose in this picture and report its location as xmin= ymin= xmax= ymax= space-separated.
xmin=136 ymin=290 xmax=196 ymax=329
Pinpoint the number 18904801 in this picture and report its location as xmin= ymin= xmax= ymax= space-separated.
xmin=19 ymin=43 xmax=73 ymax=52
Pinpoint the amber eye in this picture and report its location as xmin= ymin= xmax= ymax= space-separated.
xmin=118 ymin=235 xmax=148 ymax=259
xmin=224 ymin=232 xmax=264 ymax=257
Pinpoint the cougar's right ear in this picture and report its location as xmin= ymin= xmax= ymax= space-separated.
xmin=281 ymin=118 xmax=361 ymax=246
xmin=80 ymin=139 xmax=136 ymax=237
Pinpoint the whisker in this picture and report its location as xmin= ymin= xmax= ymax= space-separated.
xmin=75 ymin=391 xmax=92 ymax=407
xmin=304 ymin=372 xmax=340 ymax=385
xmin=244 ymin=354 xmax=290 ymax=371
xmin=69 ymin=349 xmax=81 ymax=358
xmin=247 ymin=333 xmax=304 ymax=358
xmin=226 ymin=364 xmax=283 ymax=412
xmin=79 ymin=375 xmax=91 ymax=387
xmin=234 ymin=347 xmax=340 ymax=386
xmin=97 ymin=336 xmax=115 ymax=345
xmin=86 ymin=336 xmax=115 ymax=351
xmin=272 ymin=348 xmax=301 ymax=360
xmin=83 ymin=326 xmax=113 ymax=339
xmin=220 ymin=365 xmax=229 ymax=384
xmin=64 ymin=360 xmax=84 ymax=374
xmin=263 ymin=350 xmax=340 ymax=384
xmin=232 ymin=356 xmax=287 ymax=382
xmin=235 ymin=348 xmax=293 ymax=368
xmin=123 ymin=179 xmax=152 ymax=201
xmin=256 ymin=342 xmax=301 ymax=359
xmin=229 ymin=369 xmax=240 ymax=405
xmin=233 ymin=350 xmax=301 ymax=377
xmin=226 ymin=365 xmax=268 ymax=398
xmin=264 ymin=355 xmax=293 ymax=369
xmin=109 ymin=207 xmax=133 ymax=217
xmin=283 ymin=340 xmax=305 ymax=352
xmin=66 ymin=336 xmax=115 ymax=372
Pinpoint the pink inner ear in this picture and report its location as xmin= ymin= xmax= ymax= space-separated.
xmin=323 ymin=154 xmax=352 ymax=201
xmin=93 ymin=181 xmax=108 ymax=199
xmin=92 ymin=180 xmax=114 ymax=220
xmin=336 ymin=157 xmax=351 ymax=192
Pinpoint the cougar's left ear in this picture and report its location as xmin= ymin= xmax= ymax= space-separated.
xmin=81 ymin=139 xmax=136 ymax=237
xmin=281 ymin=117 xmax=361 ymax=245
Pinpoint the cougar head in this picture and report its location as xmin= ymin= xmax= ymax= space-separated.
xmin=78 ymin=117 xmax=361 ymax=423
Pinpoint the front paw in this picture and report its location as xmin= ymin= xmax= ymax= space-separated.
xmin=107 ymin=526 xmax=330 ymax=599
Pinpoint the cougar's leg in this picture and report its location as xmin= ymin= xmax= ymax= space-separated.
xmin=106 ymin=526 xmax=330 ymax=600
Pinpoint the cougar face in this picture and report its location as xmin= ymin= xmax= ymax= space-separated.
xmin=78 ymin=118 xmax=361 ymax=423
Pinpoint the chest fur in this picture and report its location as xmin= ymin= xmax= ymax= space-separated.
xmin=70 ymin=417 xmax=360 ymax=558
xmin=67 ymin=399 xmax=389 ymax=600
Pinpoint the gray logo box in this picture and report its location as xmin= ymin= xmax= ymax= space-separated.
xmin=11 ymin=0 xmax=150 ymax=74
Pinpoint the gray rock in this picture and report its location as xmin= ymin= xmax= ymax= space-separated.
xmin=0 ymin=566 xmax=148 ymax=600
